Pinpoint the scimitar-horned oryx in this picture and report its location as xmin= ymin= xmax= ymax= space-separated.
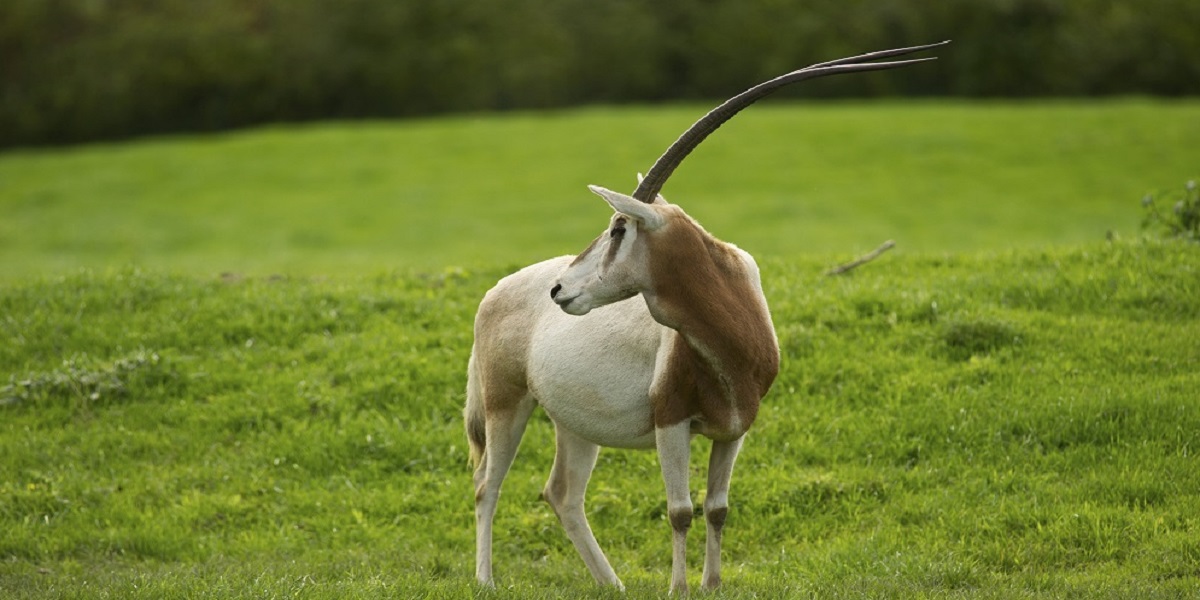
xmin=464 ymin=41 xmax=947 ymax=593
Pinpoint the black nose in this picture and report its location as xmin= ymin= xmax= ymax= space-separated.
xmin=550 ymin=283 xmax=562 ymax=299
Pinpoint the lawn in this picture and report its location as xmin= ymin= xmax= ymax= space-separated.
xmin=1 ymin=100 xmax=1198 ymax=598
xmin=2 ymin=241 xmax=1197 ymax=598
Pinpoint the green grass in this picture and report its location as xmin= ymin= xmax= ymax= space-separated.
xmin=2 ymin=101 xmax=1199 ymax=597
xmin=2 ymin=240 xmax=1198 ymax=598
xmin=1 ymin=99 xmax=1197 ymax=278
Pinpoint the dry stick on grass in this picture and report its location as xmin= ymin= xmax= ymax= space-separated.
xmin=826 ymin=240 xmax=897 ymax=276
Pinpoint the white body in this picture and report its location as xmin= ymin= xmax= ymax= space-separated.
xmin=488 ymin=245 xmax=768 ymax=450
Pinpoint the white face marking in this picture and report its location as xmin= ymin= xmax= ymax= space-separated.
xmin=551 ymin=212 xmax=644 ymax=315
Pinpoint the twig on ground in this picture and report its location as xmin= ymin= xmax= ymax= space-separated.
xmin=826 ymin=240 xmax=896 ymax=276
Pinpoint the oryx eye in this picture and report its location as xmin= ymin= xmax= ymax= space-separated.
xmin=610 ymin=218 xmax=627 ymax=238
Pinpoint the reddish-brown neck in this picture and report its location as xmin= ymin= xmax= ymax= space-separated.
xmin=643 ymin=214 xmax=779 ymax=435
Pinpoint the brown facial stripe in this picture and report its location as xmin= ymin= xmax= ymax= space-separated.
xmin=602 ymin=218 xmax=627 ymax=268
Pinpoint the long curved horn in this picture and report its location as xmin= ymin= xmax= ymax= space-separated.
xmin=630 ymin=41 xmax=950 ymax=203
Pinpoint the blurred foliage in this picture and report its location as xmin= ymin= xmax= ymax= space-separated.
xmin=2 ymin=0 xmax=1199 ymax=147
xmin=1142 ymin=180 xmax=1200 ymax=242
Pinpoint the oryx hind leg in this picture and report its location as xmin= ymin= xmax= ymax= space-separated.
xmin=474 ymin=394 xmax=536 ymax=586
xmin=543 ymin=425 xmax=623 ymax=589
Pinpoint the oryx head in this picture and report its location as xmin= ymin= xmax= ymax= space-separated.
xmin=550 ymin=41 xmax=948 ymax=316
xmin=549 ymin=181 xmax=669 ymax=316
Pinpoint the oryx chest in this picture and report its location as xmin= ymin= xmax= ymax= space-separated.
xmin=528 ymin=299 xmax=663 ymax=449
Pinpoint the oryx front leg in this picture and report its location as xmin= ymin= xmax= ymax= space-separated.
xmin=543 ymin=426 xmax=623 ymax=589
xmin=656 ymin=421 xmax=693 ymax=594
xmin=702 ymin=437 xmax=743 ymax=590
xmin=474 ymin=399 xmax=535 ymax=586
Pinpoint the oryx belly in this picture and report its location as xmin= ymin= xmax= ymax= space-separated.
xmin=529 ymin=298 xmax=662 ymax=449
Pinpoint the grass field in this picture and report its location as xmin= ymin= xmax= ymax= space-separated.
xmin=2 ymin=100 xmax=1199 ymax=598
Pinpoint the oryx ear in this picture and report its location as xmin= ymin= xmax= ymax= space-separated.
xmin=588 ymin=185 xmax=666 ymax=230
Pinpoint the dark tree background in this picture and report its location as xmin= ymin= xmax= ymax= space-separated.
xmin=3 ymin=0 xmax=1197 ymax=148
